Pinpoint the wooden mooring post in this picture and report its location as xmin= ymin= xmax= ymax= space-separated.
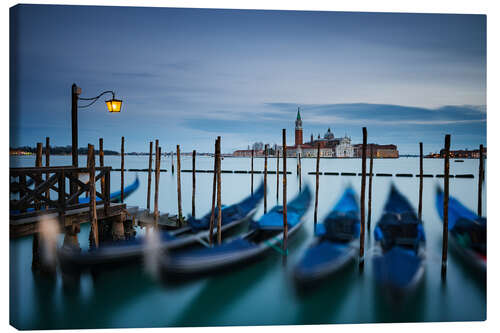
xmin=216 ymin=138 xmax=222 ymax=245
xmin=147 ymin=141 xmax=153 ymax=212
xmin=441 ymin=134 xmax=451 ymax=278
xmin=418 ymin=142 xmax=423 ymax=220
xmin=251 ymin=149 xmax=254 ymax=196
xmin=282 ymin=129 xmax=288 ymax=254
xmin=171 ymin=151 xmax=174 ymax=174
xmin=45 ymin=137 xmax=50 ymax=208
xmin=85 ymin=146 xmax=91 ymax=198
xmin=298 ymin=152 xmax=302 ymax=192
xmin=478 ymin=144 xmax=484 ymax=217
xmin=367 ymin=145 xmax=373 ymax=231
xmin=121 ymin=136 xmax=125 ymax=203
xmin=359 ymin=127 xmax=367 ymax=270
xmin=34 ymin=143 xmax=43 ymax=207
xmin=314 ymin=143 xmax=320 ymax=228
xmin=176 ymin=145 xmax=183 ymax=227
xmin=154 ymin=140 xmax=160 ymax=229
xmin=209 ymin=137 xmax=219 ymax=245
xmin=31 ymin=143 xmax=43 ymax=272
xmin=264 ymin=144 xmax=268 ymax=213
xmin=276 ymin=150 xmax=280 ymax=202
xmin=99 ymin=138 xmax=105 ymax=197
xmin=88 ymin=144 xmax=99 ymax=249
xmin=192 ymin=150 xmax=196 ymax=219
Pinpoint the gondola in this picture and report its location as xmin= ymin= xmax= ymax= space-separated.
xmin=58 ymin=183 xmax=265 ymax=272
xmin=436 ymin=187 xmax=486 ymax=272
xmin=372 ymin=185 xmax=426 ymax=294
xmin=159 ymin=185 xmax=312 ymax=280
xmin=293 ymin=187 xmax=360 ymax=287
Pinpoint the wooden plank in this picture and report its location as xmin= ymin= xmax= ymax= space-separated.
xmin=10 ymin=203 xmax=126 ymax=238
xmin=137 ymin=211 xmax=179 ymax=229
xmin=10 ymin=166 xmax=111 ymax=174
xmin=455 ymin=174 xmax=474 ymax=178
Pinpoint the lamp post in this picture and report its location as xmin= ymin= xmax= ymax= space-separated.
xmin=71 ymin=83 xmax=123 ymax=167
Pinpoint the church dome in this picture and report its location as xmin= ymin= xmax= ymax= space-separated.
xmin=324 ymin=128 xmax=334 ymax=140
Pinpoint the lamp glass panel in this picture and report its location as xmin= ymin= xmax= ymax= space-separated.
xmin=106 ymin=99 xmax=122 ymax=112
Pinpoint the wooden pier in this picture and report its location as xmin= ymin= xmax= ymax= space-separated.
xmin=10 ymin=166 xmax=128 ymax=239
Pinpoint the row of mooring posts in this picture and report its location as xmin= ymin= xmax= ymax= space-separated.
xmin=28 ymin=129 xmax=484 ymax=273
xmin=135 ymin=128 xmax=484 ymax=274
xmin=144 ymin=139 xmax=177 ymax=229
xmin=98 ymin=130 xmax=484 ymax=270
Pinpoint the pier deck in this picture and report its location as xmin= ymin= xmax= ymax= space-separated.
xmin=10 ymin=165 xmax=128 ymax=239
xmin=10 ymin=202 xmax=126 ymax=238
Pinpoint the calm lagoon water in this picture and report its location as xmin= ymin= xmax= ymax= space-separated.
xmin=10 ymin=155 xmax=486 ymax=329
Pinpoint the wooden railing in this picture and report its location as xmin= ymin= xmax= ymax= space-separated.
xmin=10 ymin=166 xmax=111 ymax=222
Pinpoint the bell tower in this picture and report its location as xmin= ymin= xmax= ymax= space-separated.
xmin=295 ymin=107 xmax=303 ymax=147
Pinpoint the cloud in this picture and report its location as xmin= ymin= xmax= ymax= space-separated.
xmin=110 ymin=71 xmax=159 ymax=78
xmin=264 ymin=103 xmax=486 ymax=126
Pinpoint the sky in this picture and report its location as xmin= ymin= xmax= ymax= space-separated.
xmin=10 ymin=5 xmax=486 ymax=154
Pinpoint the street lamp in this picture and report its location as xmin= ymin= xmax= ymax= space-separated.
xmin=71 ymin=83 xmax=123 ymax=167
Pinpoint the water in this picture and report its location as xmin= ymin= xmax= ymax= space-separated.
xmin=10 ymin=155 xmax=486 ymax=329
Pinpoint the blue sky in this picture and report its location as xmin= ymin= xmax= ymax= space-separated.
xmin=10 ymin=5 xmax=486 ymax=154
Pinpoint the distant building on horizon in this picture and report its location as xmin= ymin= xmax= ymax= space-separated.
xmin=433 ymin=148 xmax=487 ymax=159
xmin=280 ymin=107 xmax=354 ymax=158
xmin=353 ymin=143 xmax=399 ymax=158
xmin=232 ymin=106 xmax=399 ymax=158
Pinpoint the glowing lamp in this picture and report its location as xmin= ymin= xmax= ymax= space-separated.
xmin=106 ymin=98 xmax=123 ymax=113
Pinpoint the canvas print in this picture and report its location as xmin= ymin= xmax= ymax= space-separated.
xmin=9 ymin=4 xmax=486 ymax=329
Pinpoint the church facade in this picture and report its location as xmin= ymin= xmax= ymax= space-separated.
xmin=280 ymin=108 xmax=354 ymax=158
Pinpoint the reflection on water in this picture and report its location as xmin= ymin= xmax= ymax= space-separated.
xmin=10 ymin=155 xmax=486 ymax=329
